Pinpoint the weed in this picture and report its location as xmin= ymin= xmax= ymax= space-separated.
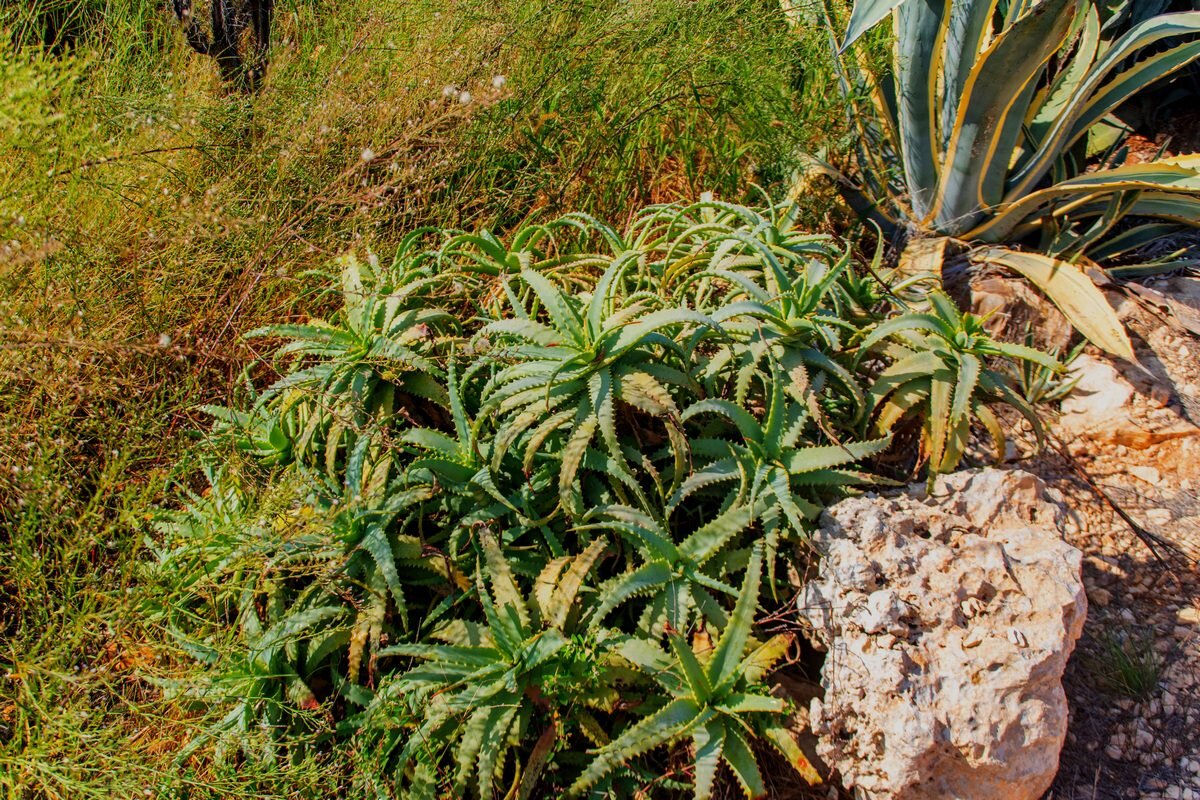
xmin=1087 ymin=627 xmax=1162 ymax=700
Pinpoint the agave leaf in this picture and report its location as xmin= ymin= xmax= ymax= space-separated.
xmin=841 ymin=0 xmax=908 ymax=51
xmin=941 ymin=0 xmax=1002 ymax=145
xmin=980 ymin=161 xmax=1200 ymax=241
xmin=896 ymin=235 xmax=949 ymax=279
xmin=930 ymin=0 xmax=1075 ymax=231
xmin=1010 ymin=11 xmax=1200 ymax=200
xmin=1030 ymin=4 xmax=1100 ymax=141
xmin=974 ymin=248 xmax=1133 ymax=359
xmin=894 ymin=0 xmax=950 ymax=218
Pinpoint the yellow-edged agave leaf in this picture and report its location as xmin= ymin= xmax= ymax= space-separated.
xmin=841 ymin=0 xmax=908 ymax=51
xmin=893 ymin=0 xmax=949 ymax=219
xmin=974 ymin=247 xmax=1133 ymax=359
xmin=929 ymin=0 xmax=1075 ymax=232
xmin=972 ymin=159 xmax=1200 ymax=242
xmin=1007 ymin=11 xmax=1200 ymax=200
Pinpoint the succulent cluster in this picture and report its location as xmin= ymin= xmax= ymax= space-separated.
xmin=151 ymin=200 xmax=1060 ymax=798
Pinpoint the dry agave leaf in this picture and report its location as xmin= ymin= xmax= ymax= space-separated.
xmin=973 ymin=247 xmax=1134 ymax=361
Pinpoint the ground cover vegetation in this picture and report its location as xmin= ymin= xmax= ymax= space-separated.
xmin=0 ymin=0 xmax=848 ymax=796
xmin=2 ymin=0 xmax=1195 ymax=797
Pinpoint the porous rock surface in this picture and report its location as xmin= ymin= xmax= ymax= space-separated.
xmin=800 ymin=469 xmax=1087 ymax=800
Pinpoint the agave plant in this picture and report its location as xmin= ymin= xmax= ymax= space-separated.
xmin=571 ymin=548 xmax=820 ymax=799
xmin=798 ymin=0 xmax=1200 ymax=357
xmin=860 ymin=291 xmax=1061 ymax=475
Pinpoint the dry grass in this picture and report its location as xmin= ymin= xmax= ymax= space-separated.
xmin=0 ymin=1 xmax=847 ymax=796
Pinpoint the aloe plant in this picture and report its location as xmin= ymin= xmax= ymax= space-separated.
xmin=571 ymin=547 xmax=820 ymax=799
xmin=679 ymin=360 xmax=892 ymax=577
xmin=242 ymin=254 xmax=452 ymax=476
xmin=580 ymin=503 xmax=756 ymax=636
xmin=479 ymin=259 xmax=711 ymax=513
xmin=159 ymin=200 xmax=1061 ymax=794
xmin=861 ymin=291 xmax=1061 ymax=475
xmin=361 ymin=536 xmax=614 ymax=800
xmin=799 ymin=0 xmax=1200 ymax=358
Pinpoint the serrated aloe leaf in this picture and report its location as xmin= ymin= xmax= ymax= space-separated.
xmin=721 ymin=723 xmax=766 ymax=799
xmin=568 ymin=698 xmax=709 ymax=796
xmin=707 ymin=544 xmax=762 ymax=690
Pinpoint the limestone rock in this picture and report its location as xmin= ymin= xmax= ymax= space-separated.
xmin=1059 ymin=354 xmax=1198 ymax=449
xmin=799 ymin=469 xmax=1086 ymax=800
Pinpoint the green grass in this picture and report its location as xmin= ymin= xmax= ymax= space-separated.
xmin=1086 ymin=627 xmax=1162 ymax=700
xmin=0 ymin=1 xmax=848 ymax=796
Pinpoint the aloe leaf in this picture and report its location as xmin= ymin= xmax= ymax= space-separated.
xmin=692 ymin=720 xmax=726 ymax=800
xmin=950 ymin=352 xmax=980 ymax=428
xmin=482 ymin=535 xmax=531 ymax=631
xmin=974 ymin=400 xmax=1007 ymax=462
xmin=707 ymin=544 xmax=762 ymax=690
xmin=592 ymin=562 xmax=673 ymax=626
xmin=570 ymin=698 xmax=710 ymax=796
xmin=549 ymin=409 xmax=595 ymax=511
xmin=681 ymin=398 xmax=763 ymax=442
xmin=543 ymin=538 xmax=607 ymax=629
xmin=866 ymin=349 xmax=944 ymax=406
xmin=761 ymin=724 xmax=823 ymax=786
xmin=856 ymin=313 xmax=954 ymax=357
xmin=679 ymin=502 xmax=756 ymax=565
xmin=520 ymin=269 xmax=585 ymax=347
xmin=784 ymin=436 xmax=893 ymax=475
xmin=721 ymin=723 xmax=767 ymax=799
xmin=668 ymin=633 xmax=713 ymax=699
xmin=360 ymin=526 xmax=407 ymax=626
